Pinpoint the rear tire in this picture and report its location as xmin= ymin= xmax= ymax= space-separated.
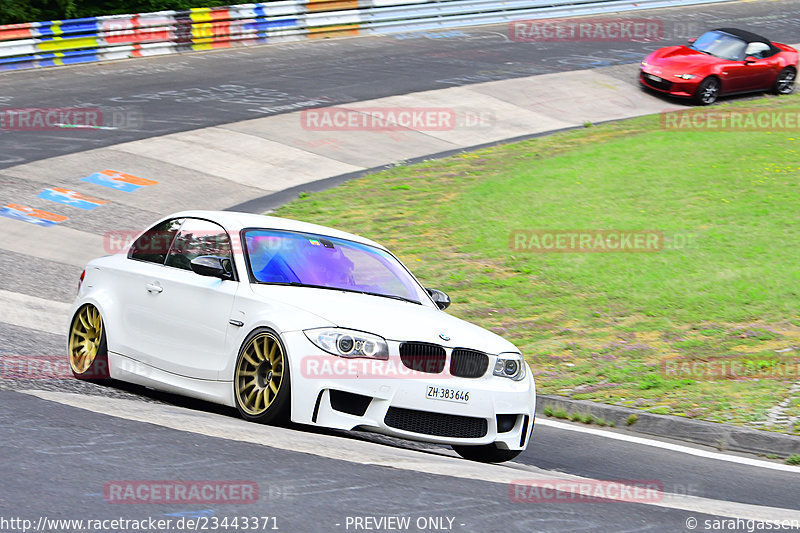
xmin=774 ymin=67 xmax=796 ymax=95
xmin=233 ymin=328 xmax=291 ymax=425
xmin=452 ymin=443 xmax=522 ymax=463
xmin=68 ymin=304 xmax=110 ymax=380
xmin=694 ymin=77 xmax=720 ymax=105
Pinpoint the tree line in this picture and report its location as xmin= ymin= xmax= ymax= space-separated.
xmin=0 ymin=0 xmax=227 ymax=25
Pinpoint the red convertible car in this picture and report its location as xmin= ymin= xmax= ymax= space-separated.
xmin=640 ymin=28 xmax=798 ymax=105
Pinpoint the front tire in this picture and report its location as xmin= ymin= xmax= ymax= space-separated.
xmin=234 ymin=328 xmax=291 ymax=424
xmin=694 ymin=77 xmax=720 ymax=105
xmin=452 ymin=443 xmax=522 ymax=463
xmin=68 ymin=304 xmax=110 ymax=380
xmin=774 ymin=67 xmax=796 ymax=95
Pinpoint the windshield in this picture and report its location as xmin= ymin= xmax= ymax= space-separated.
xmin=690 ymin=31 xmax=746 ymax=61
xmin=244 ymin=229 xmax=428 ymax=304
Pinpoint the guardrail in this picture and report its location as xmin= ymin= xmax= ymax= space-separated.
xmin=0 ymin=0 xmax=735 ymax=71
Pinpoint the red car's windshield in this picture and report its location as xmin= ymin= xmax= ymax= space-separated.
xmin=691 ymin=31 xmax=746 ymax=61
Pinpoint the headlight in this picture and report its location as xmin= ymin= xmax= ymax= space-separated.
xmin=674 ymin=74 xmax=696 ymax=80
xmin=640 ymin=59 xmax=648 ymax=69
xmin=304 ymin=328 xmax=389 ymax=360
xmin=494 ymin=353 xmax=526 ymax=381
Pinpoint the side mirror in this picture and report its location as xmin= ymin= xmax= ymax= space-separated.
xmin=190 ymin=255 xmax=233 ymax=280
xmin=744 ymin=56 xmax=757 ymax=64
xmin=687 ymin=37 xmax=696 ymax=45
xmin=426 ymin=288 xmax=451 ymax=310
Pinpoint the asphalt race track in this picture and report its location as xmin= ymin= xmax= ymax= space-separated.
xmin=2 ymin=1 xmax=800 ymax=532
xmin=0 ymin=0 xmax=799 ymax=168
xmin=0 ymin=393 xmax=730 ymax=533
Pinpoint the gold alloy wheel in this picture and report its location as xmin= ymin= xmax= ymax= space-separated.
xmin=235 ymin=333 xmax=285 ymax=416
xmin=68 ymin=305 xmax=104 ymax=374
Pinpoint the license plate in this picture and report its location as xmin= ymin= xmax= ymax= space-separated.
xmin=426 ymin=385 xmax=470 ymax=404
xmin=647 ymin=74 xmax=662 ymax=82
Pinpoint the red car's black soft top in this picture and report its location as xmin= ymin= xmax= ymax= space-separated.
xmin=714 ymin=27 xmax=780 ymax=54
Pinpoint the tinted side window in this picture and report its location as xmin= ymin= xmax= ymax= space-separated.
xmin=165 ymin=218 xmax=232 ymax=271
xmin=129 ymin=218 xmax=184 ymax=264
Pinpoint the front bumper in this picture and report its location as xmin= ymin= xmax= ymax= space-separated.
xmin=639 ymin=70 xmax=697 ymax=98
xmin=283 ymin=331 xmax=536 ymax=450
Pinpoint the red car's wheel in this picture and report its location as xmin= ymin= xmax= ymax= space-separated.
xmin=694 ymin=77 xmax=720 ymax=105
xmin=774 ymin=67 xmax=796 ymax=95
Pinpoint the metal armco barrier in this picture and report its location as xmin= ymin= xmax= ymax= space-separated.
xmin=0 ymin=0 xmax=735 ymax=71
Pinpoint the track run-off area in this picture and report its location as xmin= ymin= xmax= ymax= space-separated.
xmin=2 ymin=1 xmax=800 ymax=532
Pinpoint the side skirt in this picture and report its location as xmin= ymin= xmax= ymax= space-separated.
xmin=108 ymin=351 xmax=235 ymax=407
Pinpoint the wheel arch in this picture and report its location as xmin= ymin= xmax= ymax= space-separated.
xmin=67 ymin=299 xmax=111 ymax=380
xmin=222 ymin=319 xmax=298 ymax=381
xmin=231 ymin=325 xmax=292 ymax=423
xmin=68 ymin=293 xmax=115 ymax=353
xmin=694 ymin=75 xmax=722 ymax=105
xmin=221 ymin=294 xmax=334 ymax=382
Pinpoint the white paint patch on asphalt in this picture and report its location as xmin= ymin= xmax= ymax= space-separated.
xmin=537 ymin=419 xmax=800 ymax=473
xmin=0 ymin=217 xmax=105 ymax=268
xmin=0 ymin=290 xmax=70 ymax=336
xmin=21 ymin=389 xmax=800 ymax=523
xmin=112 ymin=127 xmax=364 ymax=190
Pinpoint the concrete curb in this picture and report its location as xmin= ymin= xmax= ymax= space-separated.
xmin=536 ymin=394 xmax=800 ymax=458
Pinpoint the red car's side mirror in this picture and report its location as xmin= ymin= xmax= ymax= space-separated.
xmin=744 ymin=56 xmax=757 ymax=64
xmin=687 ymin=37 xmax=696 ymax=44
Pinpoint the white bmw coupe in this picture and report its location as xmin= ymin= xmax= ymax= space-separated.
xmin=68 ymin=211 xmax=535 ymax=462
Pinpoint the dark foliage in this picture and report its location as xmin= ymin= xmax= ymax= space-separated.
xmin=0 ymin=0 xmax=228 ymax=25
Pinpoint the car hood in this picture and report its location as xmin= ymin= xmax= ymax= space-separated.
xmin=647 ymin=46 xmax=720 ymax=74
xmin=249 ymin=285 xmax=520 ymax=354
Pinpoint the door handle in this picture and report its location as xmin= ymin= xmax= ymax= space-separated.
xmin=145 ymin=282 xmax=163 ymax=293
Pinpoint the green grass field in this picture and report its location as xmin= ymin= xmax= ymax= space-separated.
xmin=275 ymin=95 xmax=800 ymax=432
